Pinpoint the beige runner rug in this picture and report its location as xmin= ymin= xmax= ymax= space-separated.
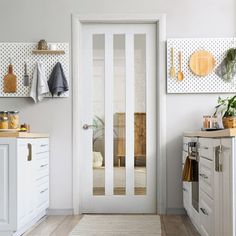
xmin=69 ymin=215 xmax=161 ymax=235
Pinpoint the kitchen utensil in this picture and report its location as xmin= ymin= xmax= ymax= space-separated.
xmin=189 ymin=50 xmax=215 ymax=76
xmin=177 ymin=51 xmax=184 ymax=81
xmin=23 ymin=62 xmax=29 ymax=86
xmin=169 ymin=47 xmax=176 ymax=78
xmin=3 ymin=62 xmax=17 ymax=93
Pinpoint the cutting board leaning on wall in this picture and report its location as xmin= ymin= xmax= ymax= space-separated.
xmin=3 ymin=64 xmax=17 ymax=93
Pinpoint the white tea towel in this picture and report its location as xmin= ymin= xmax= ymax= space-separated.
xmin=30 ymin=62 xmax=49 ymax=103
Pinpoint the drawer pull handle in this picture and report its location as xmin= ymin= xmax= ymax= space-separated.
xmin=215 ymin=145 xmax=223 ymax=172
xmin=199 ymin=173 xmax=208 ymax=179
xmin=200 ymin=207 xmax=209 ymax=215
xmin=40 ymin=144 xmax=48 ymax=147
xmin=40 ymin=164 xmax=48 ymax=168
xmin=183 ymin=188 xmax=187 ymax=192
xmin=40 ymin=188 xmax=48 ymax=194
xmin=28 ymin=143 xmax=32 ymax=161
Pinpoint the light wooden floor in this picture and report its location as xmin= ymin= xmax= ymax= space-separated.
xmin=24 ymin=215 xmax=200 ymax=236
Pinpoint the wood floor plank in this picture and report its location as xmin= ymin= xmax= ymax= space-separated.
xmin=162 ymin=215 xmax=189 ymax=236
xmin=51 ymin=215 xmax=83 ymax=236
xmin=24 ymin=216 xmax=66 ymax=236
xmin=181 ymin=215 xmax=200 ymax=236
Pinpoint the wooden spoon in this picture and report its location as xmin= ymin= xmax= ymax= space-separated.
xmin=169 ymin=47 xmax=176 ymax=78
xmin=177 ymin=51 xmax=184 ymax=81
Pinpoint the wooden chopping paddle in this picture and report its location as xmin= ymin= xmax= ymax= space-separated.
xmin=3 ymin=63 xmax=17 ymax=93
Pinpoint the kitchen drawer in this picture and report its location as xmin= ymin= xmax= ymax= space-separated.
xmin=36 ymin=151 xmax=49 ymax=160
xmin=36 ymin=157 xmax=49 ymax=180
xmin=199 ymin=190 xmax=214 ymax=236
xmin=36 ymin=138 xmax=49 ymax=154
xmin=198 ymin=138 xmax=213 ymax=160
xmin=199 ymin=157 xmax=213 ymax=199
xmin=37 ymin=181 xmax=49 ymax=210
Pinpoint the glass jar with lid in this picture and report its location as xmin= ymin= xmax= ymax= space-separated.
xmin=0 ymin=116 xmax=9 ymax=129
xmin=8 ymin=111 xmax=19 ymax=129
xmin=0 ymin=111 xmax=8 ymax=119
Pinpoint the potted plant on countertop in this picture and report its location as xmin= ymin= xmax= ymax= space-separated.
xmin=92 ymin=115 xmax=117 ymax=168
xmin=214 ymin=95 xmax=236 ymax=128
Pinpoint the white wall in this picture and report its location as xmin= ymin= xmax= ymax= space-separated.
xmin=0 ymin=0 xmax=235 ymax=212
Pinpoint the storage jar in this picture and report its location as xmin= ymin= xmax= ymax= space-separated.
xmin=8 ymin=111 xmax=19 ymax=129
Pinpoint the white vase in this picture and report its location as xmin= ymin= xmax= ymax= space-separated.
xmin=93 ymin=152 xmax=103 ymax=168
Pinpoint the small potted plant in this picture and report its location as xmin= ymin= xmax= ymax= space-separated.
xmin=214 ymin=95 xmax=236 ymax=128
xmin=92 ymin=115 xmax=117 ymax=168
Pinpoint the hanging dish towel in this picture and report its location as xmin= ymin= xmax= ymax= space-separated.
xmin=48 ymin=62 xmax=69 ymax=97
xmin=30 ymin=62 xmax=49 ymax=103
xmin=182 ymin=156 xmax=198 ymax=182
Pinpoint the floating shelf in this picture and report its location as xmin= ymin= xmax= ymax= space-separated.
xmin=32 ymin=49 xmax=65 ymax=55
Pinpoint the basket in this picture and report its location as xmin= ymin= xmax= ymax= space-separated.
xmin=223 ymin=116 xmax=236 ymax=128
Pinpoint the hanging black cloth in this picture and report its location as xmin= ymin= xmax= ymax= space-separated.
xmin=48 ymin=62 xmax=69 ymax=97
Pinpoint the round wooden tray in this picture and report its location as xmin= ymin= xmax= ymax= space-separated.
xmin=189 ymin=50 xmax=216 ymax=77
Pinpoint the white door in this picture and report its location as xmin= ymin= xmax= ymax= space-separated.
xmin=80 ymin=23 xmax=157 ymax=213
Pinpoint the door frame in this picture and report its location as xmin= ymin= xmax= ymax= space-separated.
xmin=72 ymin=14 xmax=167 ymax=214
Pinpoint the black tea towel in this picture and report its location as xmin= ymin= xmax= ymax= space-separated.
xmin=48 ymin=62 xmax=69 ymax=97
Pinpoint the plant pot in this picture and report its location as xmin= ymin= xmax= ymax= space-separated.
xmin=222 ymin=116 xmax=236 ymax=128
xmin=93 ymin=152 xmax=103 ymax=168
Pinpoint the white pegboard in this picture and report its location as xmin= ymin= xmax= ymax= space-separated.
xmin=0 ymin=42 xmax=69 ymax=97
xmin=167 ymin=38 xmax=236 ymax=94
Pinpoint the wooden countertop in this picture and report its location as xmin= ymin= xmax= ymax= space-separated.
xmin=0 ymin=132 xmax=49 ymax=138
xmin=184 ymin=128 xmax=236 ymax=138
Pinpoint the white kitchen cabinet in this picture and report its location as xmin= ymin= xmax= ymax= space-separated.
xmin=0 ymin=137 xmax=49 ymax=236
xmin=183 ymin=135 xmax=235 ymax=236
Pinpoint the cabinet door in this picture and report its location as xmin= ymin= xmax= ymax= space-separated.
xmin=0 ymin=139 xmax=17 ymax=231
xmin=214 ymin=138 xmax=232 ymax=236
xmin=17 ymin=139 xmax=36 ymax=229
xmin=182 ymin=150 xmax=191 ymax=215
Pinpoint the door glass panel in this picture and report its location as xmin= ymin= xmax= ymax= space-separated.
xmin=134 ymin=34 xmax=146 ymax=195
xmin=113 ymin=35 xmax=126 ymax=195
xmin=92 ymin=34 xmax=105 ymax=195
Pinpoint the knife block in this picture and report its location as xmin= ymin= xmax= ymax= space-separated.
xmin=3 ymin=65 xmax=17 ymax=93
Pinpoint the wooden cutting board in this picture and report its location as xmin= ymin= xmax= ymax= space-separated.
xmin=3 ymin=64 xmax=17 ymax=93
xmin=189 ymin=50 xmax=216 ymax=77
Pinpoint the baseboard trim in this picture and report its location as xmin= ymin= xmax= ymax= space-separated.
xmin=47 ymin=208 xmax=74 ymax=215
xmin=166 ymin=208 xmax=186 ymax=215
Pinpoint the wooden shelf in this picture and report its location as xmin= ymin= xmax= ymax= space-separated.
xmin=32 ymin=49 xmax=65 ymax=55
xmin=0 ymin=132 xmax=49 ymax=138
xmin=184 ymin=128 xmax=236 ymax=138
